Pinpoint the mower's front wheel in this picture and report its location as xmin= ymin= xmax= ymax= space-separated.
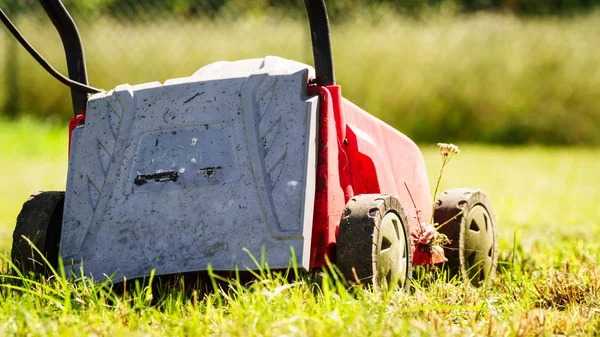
xmin=434 ymin=188 xmax=498 ymax=287
xmin=11 ymin=191 xmax=64 ymax=275
xmin=336 ymin=194 xmax=411 ymax=291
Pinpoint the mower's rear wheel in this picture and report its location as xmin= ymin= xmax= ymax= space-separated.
xmin=336 ymin=194 xmax=411 ymax=291
xmin=434 ymin=188 xmax=498 ymax=287
xmin=11 ymin=191 xmax=64 ymax=275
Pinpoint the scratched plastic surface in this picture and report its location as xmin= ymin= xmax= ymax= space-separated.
xmin=62 ymin=56 xmax=319 ymax=280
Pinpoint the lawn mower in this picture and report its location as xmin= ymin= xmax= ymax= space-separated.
xmin=1 ymin=0 xmax=498 ymax=289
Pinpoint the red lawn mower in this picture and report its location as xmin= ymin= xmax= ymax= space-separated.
xmin=2 ymin=0 xmax=498 ymax=289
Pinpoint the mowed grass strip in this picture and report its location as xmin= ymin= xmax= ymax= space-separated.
xmin=0 ymin=120 xmax=599 ymax=335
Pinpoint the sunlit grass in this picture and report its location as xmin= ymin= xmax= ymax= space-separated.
xmin=0 ymin=118 xmax=67 ymax=253
xmin=0 ymin=117 xmax=599 ymax=335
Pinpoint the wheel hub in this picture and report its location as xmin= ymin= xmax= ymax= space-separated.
xmin=377 ymin=212 xmax=408 ymax=288
xmin=463 ymin=204 xmax=494 ymax=285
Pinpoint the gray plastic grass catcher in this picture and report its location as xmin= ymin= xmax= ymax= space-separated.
xmin=64 ymin=57 xmax=318 ymax=279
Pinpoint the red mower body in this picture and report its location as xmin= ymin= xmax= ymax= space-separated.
xmin=309 ymin=85 xmax=432 ymax=268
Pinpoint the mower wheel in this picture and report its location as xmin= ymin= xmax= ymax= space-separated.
xmin=336 ymin=194 xmax=411 ymax=291
xmin=434 ymin=188 xmax=498 ymax=287
xmin=11 ymin=191 xmax=64 ymax=275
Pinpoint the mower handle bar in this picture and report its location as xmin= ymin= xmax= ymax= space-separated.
xmin=38 ymin=0 xmax=91 ymax=116
xmin=6 ymin=0 xmax=336 ymax=117
xmin=304 ymin=0 xmax=336 ymax=86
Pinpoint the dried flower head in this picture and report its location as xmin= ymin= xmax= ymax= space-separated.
xmin=437 ymin=143 xmax=460 ymax=158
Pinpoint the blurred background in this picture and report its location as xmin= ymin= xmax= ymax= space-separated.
xmin=1 ymin=0 xmax=599 ymax=145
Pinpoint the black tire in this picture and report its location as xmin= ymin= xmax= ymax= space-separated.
xmin=434 ymin=188 xmax=498 ymax=287
xmin=336 ymin=194 xmax=411 ymax=291
xmin=11 ymin=191 xmax=64 ymax=275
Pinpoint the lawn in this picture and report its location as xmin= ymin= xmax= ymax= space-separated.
xmin=0 ymin=118 xmax=598 ymax=336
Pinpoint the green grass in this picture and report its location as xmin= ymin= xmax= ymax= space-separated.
xmin=2 ymin=12 xmax=600 ymax=144
xmin=0 ymin=118 xmax=599 ymax=336
xmin=0 ymin=118 xmax=67 ymax=251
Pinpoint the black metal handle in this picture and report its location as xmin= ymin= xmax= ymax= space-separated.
xmin=38 ymin=0 xmax=90 ymax=116
xmin=304 ymin=0 xmax=336 ymax=86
